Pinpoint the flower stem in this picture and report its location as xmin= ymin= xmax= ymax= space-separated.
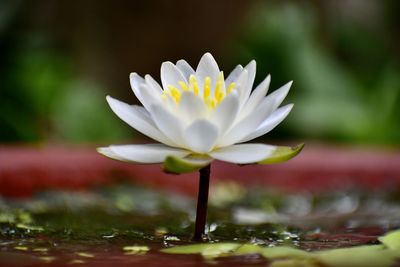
xmin=193 ymin=164 xmax=211 ymax=241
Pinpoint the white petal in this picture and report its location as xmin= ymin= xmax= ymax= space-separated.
xmin=209 ymin=144 xmax=276 ymax=164
xmin=238 ymin=104 xmax=294 ymax=143
xmin=225 ymin=64 xmax=243 ymax=85
xmin=130 ymin=73 xmax=162 ymax=110
xmin=239 ymin=75 xmax=271 ymax=120
xmin=161 ymin=61 xmax=187 ymax=89
xmin=183 ymin=119 xmax=219 ymax=153
xmin=97 ymin=147 xmax=125 ymax=161
xmin=240 ymin=60 xmax=256 ymax=105
xmin=137 ymin=83 xmax=162 ymax=110
xmin=235 ymin=69 xmax=249 ymax=105
xmin=145 ymin=74 xmax=163 ymax=94
xmin=266 ymin=81 xmax=293 ymax=111
xmin=218 ymin=93 xmax=278 ymax=147
xmin=106 ymin=96 xmax=176 ymax=146
xmin=99 ymin=144 xmax=190 ymax=163
xmin=176 ymin=59 xmax=195 ymax=79
xmin=149 ymin=104 xmax=184 ymax=145
xmin=130 ymin=73 xmax=145 ymax=102
xmin=196 ymin=52 xmax=220 ymax=90
xmin=211 ymin=90 xmax=240 ymax=135
xmin=179 ymin=91 xmax=206 ymax=122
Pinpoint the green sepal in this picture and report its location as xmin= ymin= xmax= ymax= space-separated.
xmin=258 ymin=143 xmax=304 ymax=164
xmin=163 ymin=156 xmax=211 ymax=174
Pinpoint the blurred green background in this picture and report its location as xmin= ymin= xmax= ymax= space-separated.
xmin=1 ymin=0 xmax=399 ymax=145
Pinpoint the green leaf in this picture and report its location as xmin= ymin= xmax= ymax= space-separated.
xmin=258 ymin=143 xmax=304 ymax=164
xmin=234 ymin=244 xmax=264 ymax=255
xmin=261 ymin=246 xmax=311 ymax=259
xmin=314 ymin=245 xmax=397 ymax=267
xmin=161 ymin=243 xmax=241 ymax=258
xmin=378 ymin=229 xmax=400 ymax=251
xmin=163 ymin=156 xmax=211 ymax=174
xmin=160 ymin=241 xmax=400 ymax=266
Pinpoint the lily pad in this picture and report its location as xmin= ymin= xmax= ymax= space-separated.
xmin=258 ymin=143 xmax=304 ymax=164
xmin=378 ymin=230 xmax=400 ymax=251
xmin=314 ymin=245 xmax=397 ymax=267
xmin=161 ymin=243 xmax=240 ymax=258
xmin=233 ymin=244 xmax=264 ymax=255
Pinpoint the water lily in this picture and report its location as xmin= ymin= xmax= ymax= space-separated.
xmin=98 ymin=53 xmax=302 ymax=173
xmin=98 ymin=52 xmax=303 ymax=240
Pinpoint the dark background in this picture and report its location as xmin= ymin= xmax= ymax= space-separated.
xmin=1 ymin=0 xmax=399 ymax=145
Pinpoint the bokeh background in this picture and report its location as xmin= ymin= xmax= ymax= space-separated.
xmin=1 ymin=0 xmax=399 ymax=145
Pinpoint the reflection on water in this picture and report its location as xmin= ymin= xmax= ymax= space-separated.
xmin=1 ymin=182 xmax=400 ymax=266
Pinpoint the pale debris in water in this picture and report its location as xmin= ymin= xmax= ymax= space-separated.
xmin=14 ymin=246 xmax=29 ymax=251
xmin=76 ymin=252 xmax=95 ymax=258
xmin=68 ymin=259 xmax=86 ymax=264
xmin=39 ymin=256 xmax=56 ymax=263
xmin=33 ymin=247 xmax=48 ymax=252
xmin=123 ymin=245 xmax=150 ymax=255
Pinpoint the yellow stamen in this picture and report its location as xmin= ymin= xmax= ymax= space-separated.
xmin=162 ymin=72 xmax=235 ymax=109
xmin=167 ymin=85 xmax=181 ymax=103
xmin=178 ymin=81 xmax=189 ymax=91
xmin=217 ymin=71 xmax=225 ymax=89
xmin=205 ymin=98 xmax=216 ymax=109
xmin=189 ymin=75 xmax=199 ymax=95
xmin=215 ymin=85 xmax=225 ymax=103
xmin=203 ymin=77 xmax=211 ymax=99
xmin=214 ymin=72 xmax=225 ymax=104
xmin=227 ymin=82 xmax=236 ymax=93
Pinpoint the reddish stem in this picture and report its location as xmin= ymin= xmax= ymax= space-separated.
xmin=193 ymin=164 xmax=211 ymax=241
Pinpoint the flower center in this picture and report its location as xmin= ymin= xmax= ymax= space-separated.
xmin=162 ymin=71 xmax=236 ymax=109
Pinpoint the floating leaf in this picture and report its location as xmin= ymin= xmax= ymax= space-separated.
xmin=234 ymin=244 xmax=263 ymax=255
xmin=258 ymin=143 xmax=304 ymax=164
xmin=160 ymin=240 xmax=400 ymax=267
xmin=378 ymin=229 xmax=400 ymax=251
xmin=314 ymin=245 xmax=397 ymax=267
xmin=161 ymin=243 xmax=240 ymax=258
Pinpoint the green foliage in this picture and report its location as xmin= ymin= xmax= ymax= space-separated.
xmin=233 ymin=2 xmax=400 ymax=144
xmin=51 ymin=80 xmax=131 ymax=142
xmin=0 ymin=45 xmax=130 ymax=142
xmin=161 ymin=243 xmax=241 ymax=257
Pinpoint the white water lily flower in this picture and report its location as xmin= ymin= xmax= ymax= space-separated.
xmin=98 ymin=53 xmax=303 ymax=173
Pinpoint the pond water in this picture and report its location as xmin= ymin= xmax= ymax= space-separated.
xmin=1 ymin=182 xmax=400 ymax=266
